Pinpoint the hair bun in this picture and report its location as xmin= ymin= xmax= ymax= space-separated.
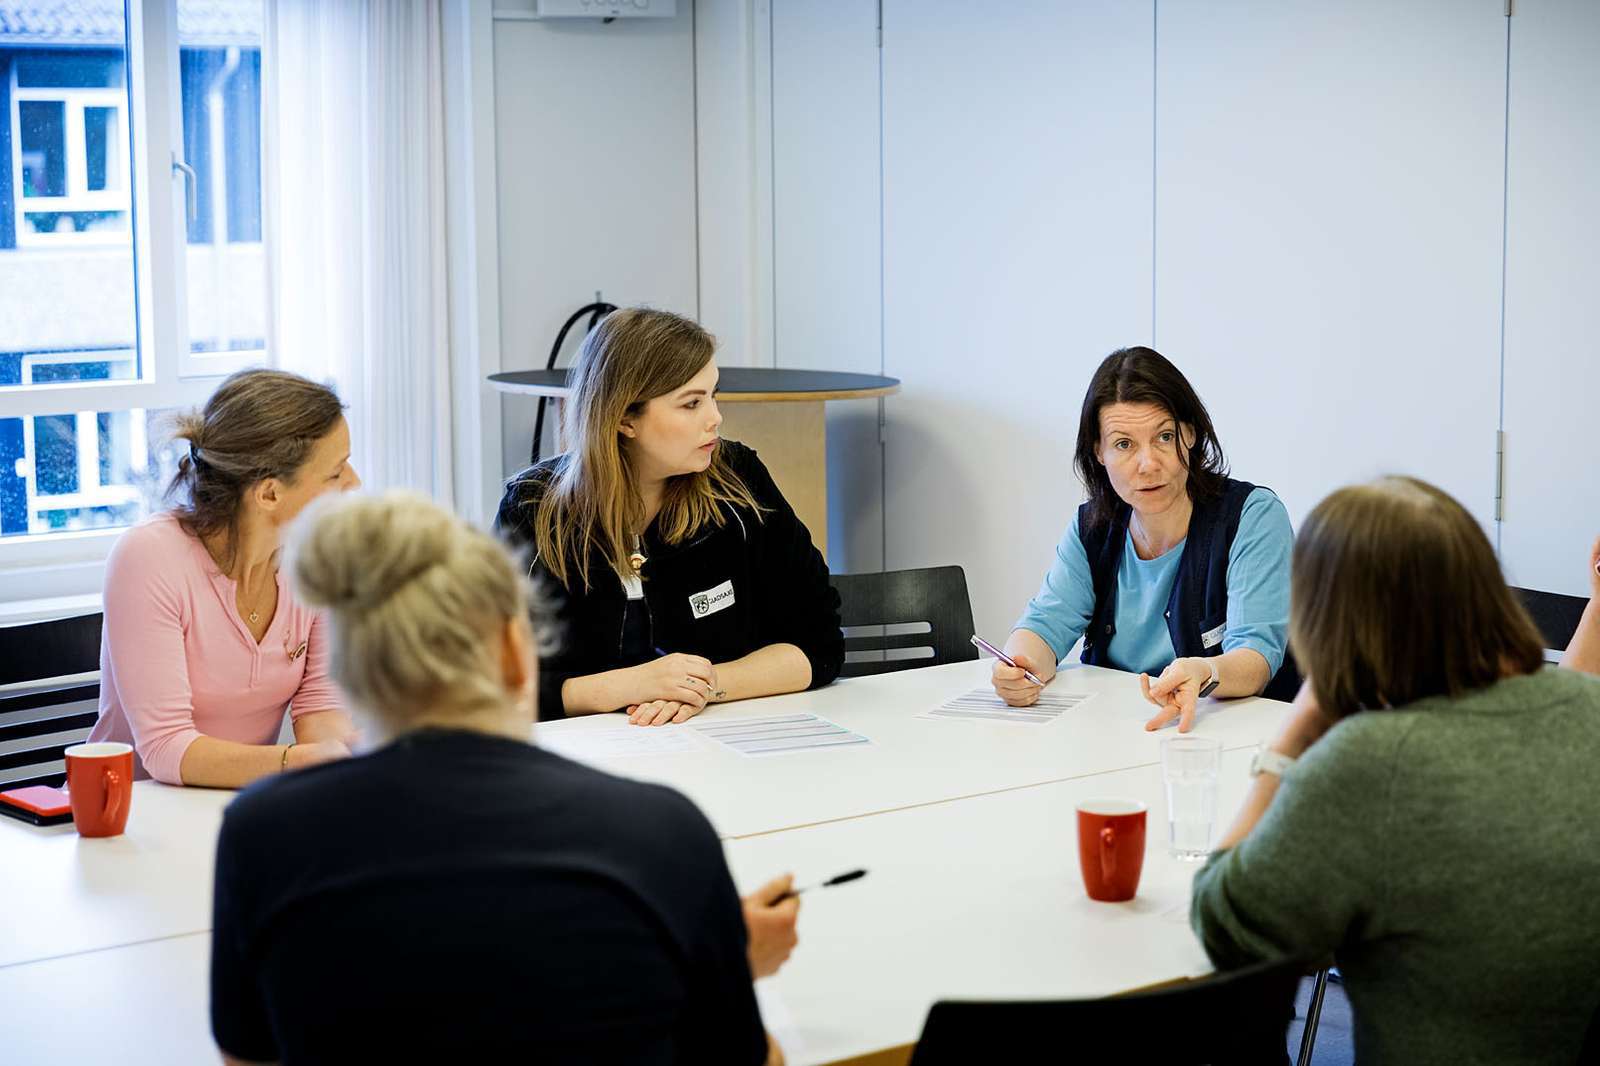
xmin=289 ymin=491 xmax=456 ymax=614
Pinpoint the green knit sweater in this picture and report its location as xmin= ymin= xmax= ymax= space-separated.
xmin=1191 ymin=667 xmax=1600 ymax=1065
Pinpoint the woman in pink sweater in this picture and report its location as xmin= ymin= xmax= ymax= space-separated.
xmin=88 ymin=369 xmax=361 ymax=787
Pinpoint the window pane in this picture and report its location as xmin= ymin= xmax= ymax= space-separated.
xmin=1 ymin=12 xmax=139 ymax=380
xmin=85 ymin=107 xmax=120 ymax=192
xmin=180 ymin=1 xmax=267 ymax=357
xmin=18 ymin=101 xmax=65 ymax=198
xmin=0 ymin=408 xmax=175 ymax=539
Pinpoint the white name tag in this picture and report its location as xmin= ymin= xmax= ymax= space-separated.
xmin=1201 ymin=623 xmax=1226 ymax=650
xmin=689 ymin=580 xmax=736 ymax=619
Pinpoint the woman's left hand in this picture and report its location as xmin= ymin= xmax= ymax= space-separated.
xmin=626 ymin=699 xmax=705 ymax=726
xmin=1140 ymin=657 xmax=1213 ymax=733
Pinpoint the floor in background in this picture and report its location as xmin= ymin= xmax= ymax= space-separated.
xmin=1289 ymin=973 xmax=1354 ymax=1065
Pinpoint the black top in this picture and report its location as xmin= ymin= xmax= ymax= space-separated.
xmin=495 ymin=441 xmax=845 ymax=721
xmin=210 ymin=729 xmax=768 ymax=1066
xmin=489 ymin=367 xmax=899 ymax=396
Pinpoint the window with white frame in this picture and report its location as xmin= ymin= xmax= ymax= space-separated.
xmin=0 ymin=0 xmax=268 ymax=577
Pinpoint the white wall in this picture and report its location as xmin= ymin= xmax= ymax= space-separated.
xmin=880 ymin=1 xmax=1155 ymax=642
xmin=771 ymin=0 xmax=884 ymax=572
xmin=766 ymin=1 xmax=1599 ymax=645
xmin=490 ymin=2 xmax=700 ymax=476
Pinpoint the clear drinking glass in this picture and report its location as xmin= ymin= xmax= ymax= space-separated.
xmin=1161 ymin=735 xmax=1222 ymax=861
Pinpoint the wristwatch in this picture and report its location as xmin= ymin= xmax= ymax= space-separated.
xmin=1196 ymin=658 xmax=1221 ymax=699
xmin=1249 ymin=745 xmax=1296 ymax=778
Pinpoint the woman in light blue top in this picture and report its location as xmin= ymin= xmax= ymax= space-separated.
xmin=993 ymin=347 xmax=1295 ymax=731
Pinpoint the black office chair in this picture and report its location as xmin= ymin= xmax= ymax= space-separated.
xmin=908 ymin=954 xmax=1305 ymax=1066
xmin=1579 ymin=997 xmax=1600 ymax=1066
xmin=1511 ymin=586 xmax=1589 ymax=655
xmin=829 ymin=566 xmax=978 ymax=678
xmin=0 ymin=613 xmax=103 ymax=791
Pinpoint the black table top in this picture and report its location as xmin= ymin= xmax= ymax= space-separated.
xmin=489 ymin=367 xmax=900 ymax=397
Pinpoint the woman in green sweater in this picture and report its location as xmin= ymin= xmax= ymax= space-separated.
xmin=1191 ymin=476 xmax=1600 ymax=1066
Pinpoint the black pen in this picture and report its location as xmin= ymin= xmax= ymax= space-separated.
xmin=776 ymin=868 xmax=867 ymax=903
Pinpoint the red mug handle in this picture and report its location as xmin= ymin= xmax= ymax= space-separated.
xmin=101 ymin=768 xmax=124 ymax=825
xmin=1100 ymin=825 xmax=1117 ymax=885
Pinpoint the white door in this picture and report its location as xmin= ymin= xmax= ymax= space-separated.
xmin=1155 ymin=0 xmax=1507 ymax=531
xmin=1500 ymin=0 xmax=1600 ymax=599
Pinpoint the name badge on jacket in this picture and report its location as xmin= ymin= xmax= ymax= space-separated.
xmin=689 ymin=580 xmax=736 ymax=620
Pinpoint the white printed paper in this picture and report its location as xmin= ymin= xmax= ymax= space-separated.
xmin=538 ymin=725 xmax=699 ymax=760
xmin=691 ymin=713 xmax=871 ymax=756
xmin=917 ymin=686 xmax=1094 ymax=725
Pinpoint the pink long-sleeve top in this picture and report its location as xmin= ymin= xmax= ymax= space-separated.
xmin=87 ymin=512 xmax=341 ymax=784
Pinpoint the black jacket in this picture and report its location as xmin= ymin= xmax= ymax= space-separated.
xmin=495 ymin=441 xmax=844 ymax=721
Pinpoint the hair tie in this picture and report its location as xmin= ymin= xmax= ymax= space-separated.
xmin=189 ymin=444 xmax=205 ymax=467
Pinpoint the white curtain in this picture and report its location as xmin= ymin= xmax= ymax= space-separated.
xmin=262 ymin=0 xmax=454 ymax=502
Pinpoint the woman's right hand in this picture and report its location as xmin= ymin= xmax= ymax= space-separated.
xmin=284 ymin=738 xmax=351 ymax=771
xmin=628 ymin=652 xmax=718 ymax=709
xmin=991 ymin=653 xmax=1045 ymax=707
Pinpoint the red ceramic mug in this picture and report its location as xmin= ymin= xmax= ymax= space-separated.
xmin=1076 ymin=798 xmax=1147 ymax=902
xmin=64 ymin=742 xmax=134 ymax=838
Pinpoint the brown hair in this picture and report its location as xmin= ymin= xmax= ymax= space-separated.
xmin=165 ymin=368 xmax=345 ymax=570
xmin=1073 ymin=347 xmax=1228 ymax=533
xmin=529 ymin=308 xmax=764 ymax=590
xmin=1290 ymin=476 xmax=1545 ymax=718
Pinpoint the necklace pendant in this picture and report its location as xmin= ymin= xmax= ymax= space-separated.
xmin=628 ymin=551 xmax=647 ymax=573
xmin=249 ymin=610 xmax=260 ymax=624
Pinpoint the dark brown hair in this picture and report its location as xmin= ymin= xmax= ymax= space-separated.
xmin=165 ymin=368 xmax=345 ymax=570
xmin=1073 ymin=347 xmax=1228 ymax=532
xmin=1290 ymin=476 xmax=1545 ymax=718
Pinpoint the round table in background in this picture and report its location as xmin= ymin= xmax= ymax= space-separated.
xmin=488 ymin=367 xmax=901 ymax=556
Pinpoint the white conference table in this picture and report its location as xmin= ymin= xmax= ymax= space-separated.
xmin=728 ymin=752 xmax=1253 ymax=1066
xmin=532 ymin=658 xmax=1286 ymax=839
xmin=0 ymin=662 xmax=1284 ymax=1064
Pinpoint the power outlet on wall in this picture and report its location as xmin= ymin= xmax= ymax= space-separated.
xmin=534 ymin=0 xmax=676 ymax=17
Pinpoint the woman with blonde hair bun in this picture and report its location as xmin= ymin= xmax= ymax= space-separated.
xmin=210 ymin=490 xmax=795 ymax=1066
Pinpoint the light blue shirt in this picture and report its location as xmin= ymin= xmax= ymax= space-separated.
xmin=1014 ymin=488 xmax=1293 ymax=677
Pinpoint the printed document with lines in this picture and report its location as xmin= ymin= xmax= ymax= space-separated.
xmin=692 ymin=713 xmax=870 ymax=756
xmin=918 ymin=687 xmax=1094 ymax=724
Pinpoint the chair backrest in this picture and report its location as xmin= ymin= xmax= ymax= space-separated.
xmin=830 ymin=566 xmax=979 ymax=678
xmin=0 ymin=613 xmax=103 ymax=791
xmin=1579 ymin=996 xmax=1600 ymax=1066
xmin=1511 ymin=587 xmax=1589 ymax=656
xmin=908 ymin=954 xmax=1305 ymax=1066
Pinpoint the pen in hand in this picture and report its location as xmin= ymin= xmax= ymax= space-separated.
xmin=970 ymin=634 xmax=1048 ymax=687
xmin=775 ymin=868 xmax=867 ymax=903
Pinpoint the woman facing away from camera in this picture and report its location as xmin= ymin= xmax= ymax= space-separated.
xmin=1191 ymin=476 xmax=1600 ymax=1065
xmin=211 ymin=490 xmax=797 ymax=1065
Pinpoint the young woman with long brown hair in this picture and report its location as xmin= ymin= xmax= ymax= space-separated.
xmin=495 ymin=308 xmax=844 ymax=725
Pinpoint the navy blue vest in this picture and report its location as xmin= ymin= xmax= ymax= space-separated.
xmin=1078 ymin=478 xmax=1299 ymax=702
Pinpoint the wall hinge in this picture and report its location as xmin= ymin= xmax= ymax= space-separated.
xmin=1505 ymin=0 xmax=1514 ymax=16
xmin=1494 ymin=430 xmax=1506 ymax=522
